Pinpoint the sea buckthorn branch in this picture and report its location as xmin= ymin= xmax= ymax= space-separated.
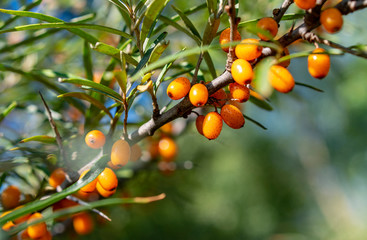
xmin=225 ymin=0 xmax=239 ymax=70
xmin=273 ymin=0 xmax=294 ymax=23
xmin=277 ymin=0 xmax=367 ymax=48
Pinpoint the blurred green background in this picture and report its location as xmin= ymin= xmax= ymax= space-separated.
xmin=1 ymin=0 xmax=367 ymax=239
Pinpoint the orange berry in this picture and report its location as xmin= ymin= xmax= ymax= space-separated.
xmin=320 ymin=8 xmax=343 ymax=33
xmin=202 ymin=112 xmax=223 ymax=140
xmin=210 ymin=88 xmax=227 ymax=107
xmin=229 ymin=83 xmax=250 ymax=103
xmin=269 ymin=65 xmax=295 ymax=93
xmin=96 ymin=182 xmax=116 ymax=198
xmin=73 ymin=212 xmax=94 ymax=235
xmin=277 ymin=47 xmax=291 ymax=68
xmin=189 ymin=83 xmax=209 ymax=107
xmin=167 ymin=77 xmax=191 ymax=100
xmin=231 ymin=59 xmax=254 ymax=85
xmin=220 ymin=104 xmax=245 ymax=129
xmin=308 ymin=48 xmax=330 ymax=79
xmin=158 ymin=137 xmax=177 ymax=161
xmin=1 ymin=185 xmax=20 ymax=209
xmin=97 ymin=168 xmax=118 ymax=192
xmin=85 ymin=130 xmax=106 ymax=149
xmin=219 ymin=28 xmax=242 ymax=53
xmin=160 ymin=122 xmax=173 ymax=135
xmin=49 ymin=168 xmax=66 ymax=188
xmin=36 ymin=230 xmax=52 ymax=240
xmin=78 ymin=170 xmax=98 ymax=194
xmin=27 ymin=212 xmax=47 ymax=239
xmin=111 ymin=139 xmax=131 ymax=167
xmin=0 ymin=211 xmax=15 ymax=231
xmin=195 ymin=115 xmax=205 ymax=136
xmin=294 ymin=0 xmax=316 ymax=10
xmin=256 ymin=17 xmax=278 ymax=41
xmin=235 ymin=38 xmax=262 ymax=61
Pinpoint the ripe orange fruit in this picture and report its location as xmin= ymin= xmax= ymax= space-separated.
xmin=158 ymin=137 xmax=177 ymax=161
xmin=219 ymin=28 xmax=242 ymax=52
xmin=235 ymin=38 xmax=262 ymax=61
xmin=1 ymin=185 xmax=20 ymax=209
xmin=85 ymin=130 xmax=106 ymax=149
xmin=256 ymin=17 xmax=278 ymax=41
xmin=167 ymin=77 xmax=191 ymax=100
xmin=308 ymin=48 xmax=330 ymax=79
xmin=269 ymin=65 xmax=295 ymax=93
xmin=294 ymin=0 xmax=316 ymax=10
xmin=229 ymin=83 xmax=250 ymax=103
xmin=78 ymin=170 xmax=98 ymax=194
xmin=320 ymin=8 xmax=343 ymax=33
xmin=73 ymin=212 xmax=94 ymax=235
xmin=277 ymin=47 xmax=291 ymax=68
xmin=49 ymin=168 xmax=66 ymax=188
xmin=210 ymin=88 xmax=227 ymax=107
xmin=111 ymin=139 xmax=131 ymax=168
xmin=220 ymin=104 xmax=245 ymax=129
xmin=189 ymin=83 xmax=209 ymax=107
xmin=202 ymin=112 xmax=223 ymax=140
xmin=231 ymin=59 xmax=254 ymax=85
xmin=195 ymin=115 xmax=205 ymax=136
xmin=96 ymin=168 xmax=118 ymax=198
xmin=160 ymin=122 xmax=173 ymax=135
xmin=27 ymin=213 xmax=47 ymax=239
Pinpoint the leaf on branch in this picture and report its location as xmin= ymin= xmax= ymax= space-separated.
xmin=19 ymin=135 xmax=56 ymax=144
xmin=59 ymin=78 xmax=124 ymax=104
xmin=58 ymin=92 xmax=113 ymax=119
xmin=295 ymin=82 xmax=324 ymax=92
xmin=0 ymin=101 xmax=17 ymax=123
xmin=253 ymin=57 xmax=276 ymax=98
xmin=140 ymin=0 xmax=170 ymax=48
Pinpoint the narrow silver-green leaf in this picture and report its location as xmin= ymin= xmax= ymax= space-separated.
xmin=59 ymin=78 xmax=123 ymax=103
xmin=83 ymin=41 xmax=94 ymax=81
xmin=171 ymin=5 xmax=202 ymax=41
xmin=148 ymin=41 xmax=169 ymax=64
xmin=295 ymin=82 xmax=324 ymax=92
xmin=249 ymin=97 xmax=273 ymax=111
xmin=19 ymin=136 xmax=56 ymax=144
xmin=0 ymin=101 xmax=17 ymax=123
xmin=91 ymin=42 xmax=138 ymax=66
xmin=58 ymin=92 xmax=113 ymax=118
xmin=0 ymin=22 xmax=133 ymax=40
xmin=0 ymin=0 xmax=42 ymax=30
xmin=140 ymin=0 xmax=170 ymax=45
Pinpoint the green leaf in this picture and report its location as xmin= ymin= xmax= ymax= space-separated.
xmin=281 ymin=13 xmax=304 ymax=21
xmin=114 ymin=64 xmax=128 ymax=95
xmin=59 ymin=78 xmax=124 ymax=104
xmin=154 ymin=62 xmax=173 ymax=93
xmin=58 ymin=92 xmax=113 ymax=118
xmin=206 ymin=0 xmax=217 ymax=15
xmin=0 ymin=101 xmax=17 ymax=123
xmin=153 ymin=3 xmax=206 ymax=35
xmin=132 ymin=32 xmax=168 ymax=76
xmin=91 ymin=42 xmax=138 ymax=66
xmin=171 ymin=5 xmax=202 ymax=41
xmin=0 ymin=0 xmax=42 ymax=30
xmin=0 ymin=155 xmax=109 ymax=226
xmin=108 ymin=0 xmax=131 ymax=16
xmin=253 ymin=57 xmax=276 ymax=97
xmin=148 ymin=41 xmax=169 ymax=64
xmin=0 ymin=22 xmax=133 ymax=40
xmin=83 ymin=41 xmax=94 ymax=81
xmin=249 ymin=97 xmax=273 ymax=111
xmin=243 ymin=114 xmax=267 ymax=130
xmin=8 ymin=193 xmax=166 ymax=235
xmin=131 ymin=44 xmax=218 ymax=81
xmin=295 ymin=82 xmax=324 ymax=92
xmin=203 ymin=51 xmax=217 ymax=78
xmin=158 ymin=15 xmax=201 ymax=44
xmin=140 ymin=0 xmax=170 ymax=45
xmin=19 ymin=136 xmax=56 ymax=144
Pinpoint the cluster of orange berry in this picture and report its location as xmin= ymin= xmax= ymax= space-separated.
xmin=1 ymin=185 xmax=53 ymax=239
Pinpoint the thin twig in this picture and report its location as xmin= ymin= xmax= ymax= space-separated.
xmin=191 ymin=52 xmax=204 ymax=84
xmin=273 ymin=0 xmax=294 ymax=23
xmin=66 ymin=195 xmax=111 ymax=221
xmin=39 ymin=92 xmax=66 ymax=163
xmin=225 ymin=0 xmax=238 ymax=71
xmin=320 ymin=38 xmax=367 ymax=59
